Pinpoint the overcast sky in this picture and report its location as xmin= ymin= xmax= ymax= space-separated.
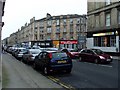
xmin=2 ymin=0 xmax=87 ymax=40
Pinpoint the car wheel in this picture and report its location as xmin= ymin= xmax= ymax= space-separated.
xmin=43 ymin=67 xmax=49 ymax=75
xmin=32 ymin=62 xmax=37 ymax=70
xmin=95 ymin=59 xmax=99 ymax=64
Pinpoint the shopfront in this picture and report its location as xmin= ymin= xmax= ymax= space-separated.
xmin=53 ymin=40 xmax=78 ymax=49
xmin=87 ymin=30 xmax=120 ymax=53
xmin=22 ymin=40 xmax=53 ymax=48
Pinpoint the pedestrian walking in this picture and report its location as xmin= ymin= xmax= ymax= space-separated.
xmin=2 ymin=45 xmax=4 ymax=53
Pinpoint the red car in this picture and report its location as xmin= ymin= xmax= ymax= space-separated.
xmin=79 ymin=49 xmax=113 ymax=64
xmin=62 ymin=48 xmax=80 ymax=59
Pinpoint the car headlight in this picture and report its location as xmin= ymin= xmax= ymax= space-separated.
xmin=110 ymin=56 xmax=113 ymax=59
xmin=99 ymin=56 xmax=105 ymax=59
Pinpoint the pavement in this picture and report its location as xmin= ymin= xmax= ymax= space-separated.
xmin=0 ymin=53 xmax=2 ymax=90
xmin=2 ymin=52 xmax=64 ymax=88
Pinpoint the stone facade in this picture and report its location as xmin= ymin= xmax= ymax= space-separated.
xmin=4 ymin=14 xmax=87 ymax=49
xmin=87 ymin=1 xmax=120 ymax=52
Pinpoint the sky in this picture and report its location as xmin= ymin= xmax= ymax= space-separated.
xmin=2 ymin=0 xmax=87 ymax=40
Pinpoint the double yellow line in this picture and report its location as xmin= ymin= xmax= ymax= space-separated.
xmin=47 ymin=76 xmax=76 ymax=90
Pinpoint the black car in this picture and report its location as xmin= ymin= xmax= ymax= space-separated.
xmin=33 ymin=51 xmax=73 ymax=75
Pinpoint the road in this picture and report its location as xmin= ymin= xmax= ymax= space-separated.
xmin=2 ymin=52 xmax=119 ymax=89
xmin=52 ymin=59 xmax=119 ymax=88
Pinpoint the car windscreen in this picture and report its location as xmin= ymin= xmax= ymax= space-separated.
xmin=69 ymin=49 xmax=78 ymax=52
xmin=92 ymin=49 xmax=104 ymax=55
xmin=52 ymin=53 xmax=68 ymax=58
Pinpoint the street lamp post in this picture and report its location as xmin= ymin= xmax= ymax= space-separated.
xmin=59 ymin=34 xmax=60 ymax=49
xmin=44 ymin=34 xmax=46 ymax=48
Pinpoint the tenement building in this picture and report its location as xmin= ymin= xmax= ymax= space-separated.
xmin=5 ymin=14 xmax=87 ymax=49
xmin=87 ymin=0 xmax=120 ymax=53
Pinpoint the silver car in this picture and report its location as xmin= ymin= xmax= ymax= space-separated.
xmin=22 ymin=49 xmax=42 ymax=64
xmin=14 ymin=47 xmax=27 ymax=59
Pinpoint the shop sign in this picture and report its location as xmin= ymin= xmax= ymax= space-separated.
xmin=93 ymin=32 xmax=114 ymax=36
xmin=46 ymin=43 xmax=50 ymax=46
xmin=60 ymin=40 xmax=78 ymax=44
xmin=41 ymin=43 xmax=45 ymax=45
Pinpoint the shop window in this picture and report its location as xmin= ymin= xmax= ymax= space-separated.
xmin=110 ymin=36 xmax=116 ymax=47
xmin=101 ymin=37 xmax=106 ymax=47
xmin=94 ymin=37 xmax=99 ymax=46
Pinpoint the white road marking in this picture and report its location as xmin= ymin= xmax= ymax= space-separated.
xmin=75 ymin=61 xmax=113 ymax=68
xmin=98 ymin=64 xmax=113 ymax=67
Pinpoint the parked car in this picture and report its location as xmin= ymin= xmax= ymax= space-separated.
xmin=22 ymin=49 xmax=42 ymax=64
xmin=14 ymin=47 xmax=27 ymax=60
xmin=43 ymin=47 xmax=59 ymax=51
xmin=61 ymin=48 xmax=79 ymax=59
xmin=31 ymin=45 xmax=41 ymax=49
xmin=33 ymin=50 xmax=73 ymax=75
xmin=79 ymin=48 xmax=113 ymax=64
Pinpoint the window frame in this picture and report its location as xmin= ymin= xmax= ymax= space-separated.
xmin=94 ymin=37 xmax=99 ymax=46
xmin=105 ymin=13 xmax=111 ymax=27
xmin=56 ymin=19 xmax=60 ymax=25
xmin=110 ymin=36 xmax=116 ymax=47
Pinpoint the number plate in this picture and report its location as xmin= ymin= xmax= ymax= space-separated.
xmin=107 ymin=59 xmax=111 ymax=61
xmin=58 ymin=60 xmax=66 ymax=63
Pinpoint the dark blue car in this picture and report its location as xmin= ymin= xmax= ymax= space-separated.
xmin=33 ymin=50 xmax=73 ymax=75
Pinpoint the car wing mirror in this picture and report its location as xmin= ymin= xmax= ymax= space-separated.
xmin=35 ymin=55 xmax=38 ymax=58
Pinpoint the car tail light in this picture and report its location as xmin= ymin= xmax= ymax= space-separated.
xmin=48 ymin=53 xmax=52 ymax=59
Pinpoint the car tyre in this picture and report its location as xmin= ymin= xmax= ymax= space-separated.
xmin=32 ymin=62 xmax=37 ymax=70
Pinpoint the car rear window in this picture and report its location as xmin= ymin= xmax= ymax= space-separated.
xmin=30 ymin=50 xmax=41 ymax=54
xmin=18 ymin=49 xmax=26 ymax=52
xmin=52 ymin=52 xmax=68 ymax=58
